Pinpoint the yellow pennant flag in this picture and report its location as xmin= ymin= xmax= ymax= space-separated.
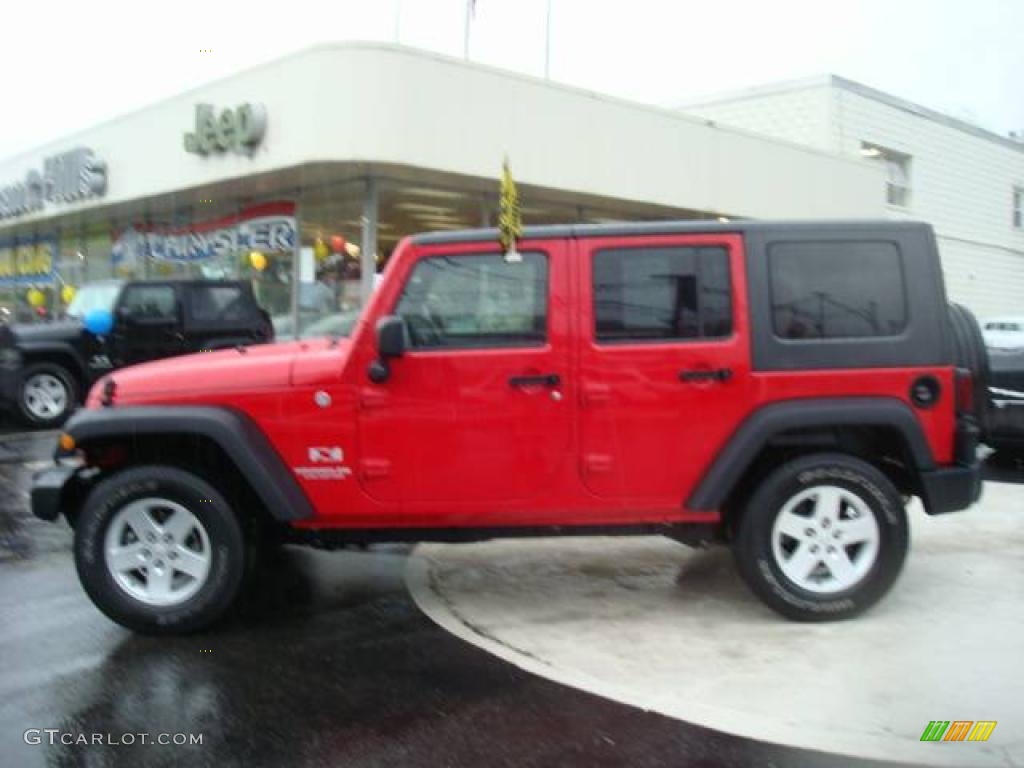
xmin=498 ymin=156 xmax=522 ymax=260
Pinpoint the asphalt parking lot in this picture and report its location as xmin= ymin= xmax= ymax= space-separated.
xmin=0 ymin=419 xmax=1018 ymax=768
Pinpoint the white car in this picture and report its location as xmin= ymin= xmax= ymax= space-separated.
xmin=982 ymin=317 xmax=1024 ymax=352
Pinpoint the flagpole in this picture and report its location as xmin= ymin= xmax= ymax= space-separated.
xmin=463 ymin=0 xmax=473 ymax=60
xmin=544 ymin=0 xmax=552 ymax=79
xmin=394 ymin=0 xmax=403 ymax=42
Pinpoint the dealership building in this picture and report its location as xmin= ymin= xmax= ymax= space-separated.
xmin=0 ymin=43 xmax=884 ymax=330
xmin=8 ymin=43 xmax=1014 ymax=332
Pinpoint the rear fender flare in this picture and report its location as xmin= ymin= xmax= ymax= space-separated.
xmin=686 ymin=398 xmax=935 ymax=511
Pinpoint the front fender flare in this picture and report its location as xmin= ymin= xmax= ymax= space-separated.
xmin=686 ymin=398 xmax=935 ymax=511
xmin=61 ymin=406 xmax=314 ymax=522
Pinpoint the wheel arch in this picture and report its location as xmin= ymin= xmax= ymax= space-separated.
xmin=19 ymin=343 xmax=89 ymax=390
xmin=61 ymin=406 xmax=314 ymax=525
xmin=688 ymin=398 xmax=935 ymax=519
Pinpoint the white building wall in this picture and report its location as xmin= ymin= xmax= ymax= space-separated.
xmin=686 ymin=81 xmax=835 ymax=152
xmin=685 ymin=78 xmax=1024 ymax=319
xmin=0 ymin=44 xmax=884 ymax=238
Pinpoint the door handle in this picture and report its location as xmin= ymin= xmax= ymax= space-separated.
xmin=509 ymin=373 xmax=561 ymax=388
xmin=679 ymin=368 xmax=732 ymax=383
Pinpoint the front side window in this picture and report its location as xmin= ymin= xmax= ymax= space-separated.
xmin=395 ymin=252 xmax=548 ymax=349
xmin=1014 ymin=187 xmax=1022 ymax=229
xmin=190 ymin=284 xmax=251 ymax=323
xmin=593 ymin=246 xmax=732 ymax=342
xmin=769 ymin=241 xmax=908 ymax=340
xmin=119 ymin=285 xmax=178 ymax=321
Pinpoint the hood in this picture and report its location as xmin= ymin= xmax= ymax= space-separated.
xmin=98 ymin=338 xmax=349 ymax=405
xmin=10 ymin=321 xmax=84 ymax=345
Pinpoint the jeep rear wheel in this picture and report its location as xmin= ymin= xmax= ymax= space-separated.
xmin=18 ymin=362 xmax=77 ymax=428
xmin=733 ymin=453 xmax=908 ymax=621
xmin=74 ymin=465 xmax=245 ymax=634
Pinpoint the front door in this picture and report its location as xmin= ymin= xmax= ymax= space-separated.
xmin=111 ymin=283 xmax=185 ymax=366
xmin=577 ymin=233 xmax=750 ymax=510
xmin=357 ymin=241 xmax=574 ymax=517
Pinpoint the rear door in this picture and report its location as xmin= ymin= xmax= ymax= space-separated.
xmin=111 ymin=283 xmax=185 ymax=365
xmin=356 ymin=240 xmax=574 ymax=517
xmin=576 ymin=233 xmax=750 ymax=509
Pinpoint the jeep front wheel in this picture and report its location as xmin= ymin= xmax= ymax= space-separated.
xmin=74 ymin=465 xmax=246 ymax=634
xmin=18 ymin=362 xmax=77 ymax=428
xmin=733 ymin=453 xmax=909 ymax=621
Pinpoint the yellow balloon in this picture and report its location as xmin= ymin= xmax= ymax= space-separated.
xmin=249 ymin=251 xmax=267 ymax=271
xmin=26 ymin=288 xmax=45 ymax=308
xmin=314 ymin=239 xmax=329 ymax=262
xmin=61 ymin=285 xmax=76 ymax=304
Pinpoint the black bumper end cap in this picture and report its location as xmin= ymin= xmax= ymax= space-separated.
xmin=30 ymin=465 xmax=78 ymax=522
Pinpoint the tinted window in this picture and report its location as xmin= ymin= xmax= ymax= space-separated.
xmin=769 ymin=242 xmax=907 ymax=340
xmin=593 ymin=246 xmax=732 ymax=342
xmin=190 ymin=284 xmax=252 ymax=322
xmin=119 ymin=285 xmax=177 ymax=321
xmin=395 ymin=252 xmax=547 ymax=349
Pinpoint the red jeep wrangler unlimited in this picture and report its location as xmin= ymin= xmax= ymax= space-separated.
xmin=31 ymin=221 xmax=984 ymax=633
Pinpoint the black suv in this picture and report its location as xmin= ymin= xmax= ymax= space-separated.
xmin=0 ymin=279 xmax=272 ymax=427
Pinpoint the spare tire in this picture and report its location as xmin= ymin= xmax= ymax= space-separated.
xmin=947 ymin=302 xmax=991 ymax=436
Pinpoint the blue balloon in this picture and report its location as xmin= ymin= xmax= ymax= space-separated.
xmin=83 ymin=308 xmax=113 ymax=336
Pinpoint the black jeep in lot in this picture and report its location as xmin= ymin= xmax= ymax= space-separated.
xmin=0 ymin=279 xmax=272 ymax=428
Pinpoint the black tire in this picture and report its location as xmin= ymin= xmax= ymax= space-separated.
xmin=74 ymin=465 xmax=246 ymax=635
xmin=17 ymin=361 xmax=78 ymax=428
xmin=947 ymin=302 xmax=991 ymax=435
xmin=733 ymin=453 xmax=909 ymax=621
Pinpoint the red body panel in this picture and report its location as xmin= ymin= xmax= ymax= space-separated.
xmin=98 ymin=233 xmax=958 ymax=530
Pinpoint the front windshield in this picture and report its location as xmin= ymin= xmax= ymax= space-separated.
xmin=65 ymin=282 xmax=123 ymax=320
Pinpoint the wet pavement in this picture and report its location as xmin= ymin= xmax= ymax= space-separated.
xmin=0 ymin=421 xmax=985 ymax=767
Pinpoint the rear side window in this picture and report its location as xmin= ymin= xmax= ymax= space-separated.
xmin=119 ymin=285 xmax=177 ymax=321
xmin=190 ymin=284 xmax=253 ymax=323
xmin=592 ymin=246 xmax=732 ymax=342
xmin=769 ymin=241 xmax=908 ymax=340
xmin=395 ymin=252 xmax=548 ymax=349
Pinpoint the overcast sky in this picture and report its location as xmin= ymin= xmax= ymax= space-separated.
xmin=1 ymin=0 xmax=1021 ymax=161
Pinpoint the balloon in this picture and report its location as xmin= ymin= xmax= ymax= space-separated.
xmin=330 ymin=235 xmax=346 ymax=253
xmin=249 ymin=251 xmax=267 ymax=271
xmin=313 ymin=238 xmax=329 ymax=262
xmin=61 ymin=285 xmax=76 ymax=304
xmin=83 ymin=308 xmax=114 ymax=336
xmin=26 ymin=288 xmax=45 ymax=308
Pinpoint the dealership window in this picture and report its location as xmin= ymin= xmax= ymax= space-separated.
xmin=861 ymin=143 xmax=911 ymax=207
xmin=1014 ymin=187 xmax=1023 ymax=229
xmin=395 ymin=252 xmax=548 ymax=349
xmin=592 ymin=246 xmax=732 ymax=342
xmin=769 ymin=241 xmax=908 ymax=339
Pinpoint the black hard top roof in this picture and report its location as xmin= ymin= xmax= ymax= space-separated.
xmin=411 ymin=219 xmax=933 ymax=245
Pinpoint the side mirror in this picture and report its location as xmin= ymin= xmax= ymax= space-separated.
xmin=377 ymin=315 xmax=408 ymax=359
xmin=368 ymin=315 xmax=409 ymax=383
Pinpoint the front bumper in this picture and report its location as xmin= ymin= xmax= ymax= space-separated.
xmin=30 ymin=465 xmax=83 ymax=522
xmin=0 ymin=365 xmax=19 ymax=410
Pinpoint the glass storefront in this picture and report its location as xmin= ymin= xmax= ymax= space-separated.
xmin=0 ymin=172 xmax=701 ymax=334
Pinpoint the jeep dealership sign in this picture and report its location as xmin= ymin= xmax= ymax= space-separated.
xmin=0 ymin=147 xmax=107 ymax=221
xmin=184 ymin=103 xmax=267 ymax=155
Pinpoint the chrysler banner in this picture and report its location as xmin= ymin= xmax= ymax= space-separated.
xmin=112 ymin=202 xmax=296 ymax=266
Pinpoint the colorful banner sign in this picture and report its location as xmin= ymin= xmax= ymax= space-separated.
xmin=112 ymin=201 xmax=296 ymax=266
xmin=0 ymin=237 xmax=57 ymax=285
